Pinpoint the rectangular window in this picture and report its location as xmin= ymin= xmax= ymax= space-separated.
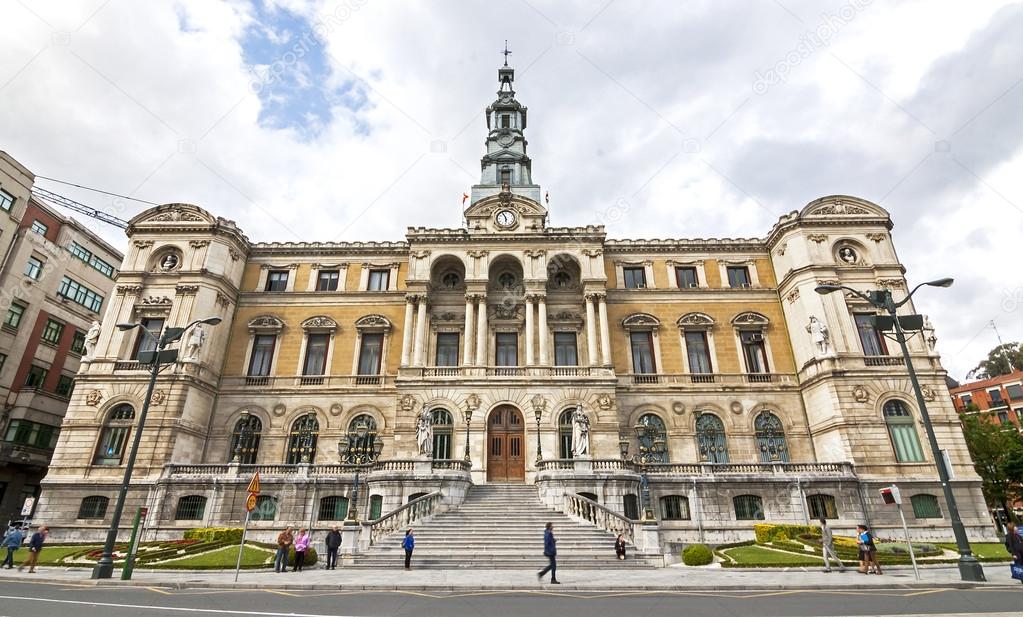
xmin=265 ymin=270 xmax=288 ymax=292
xmin=684 ymin=330 xmax=713 ymax=374
xmin=988 ymin=388 xmax=1005 ymax=404
xmin=357 ymin=332 xmax=384 ymax=375
xmin=316 ymin=270 xmax=340 ymax=291
xmin=854 ymin=313 xmax=888 ymax=356
xmin=4 ymin=302 xmax=26 ymax=329
xmin=94 ymin=426 xmax=130 ymax=465
xmin=675 ymin=266 xmax=698 ymax=288
xmin=302 ymin=333 xmax=329 ymax=376
xmin=630 ymin=331 xmax=656 ymax=374
xmin=30 ymin=220 xmax=48 ymax=235
xmin=806 ymin=494 xmax=839 ymax=519
xmin=58 ymin=276 xmax=104 ymax=312
xmin=24 ymin=256 xmax=43 ymax=279
xmin=623 ymin=266 xmax=646 ymax=289
xmin=726 ymin=266 xmax=751 ymax=288
xmin=499 ymin=169 xmax=511 ymax=185
xmin=0 ymin=353 xmax=6 ymax=373
xmin=367 ymin=269 xmax=390 ymax=291
xmin=24 ymin=364 xmax=48 ymax=389
xmin=0 ymin=189 xmax=14 ymax=211
xmin=56 ymin=374 xmax=74 ymax=397
xmin=911 ymin=494 xmax=942 ymax=519
xmin=997 ymin=410 xmax=1009 ymax=424
xmin=660 ymin=495 xmax=691 ymax=521
xmin=1006 ymin=384 xmax=1023 ymax=401
xmin=495 ymin=332 xmax=518 ymax=367
xmin=740 ymin=331 xmax=769 ymax=374
xmin=71 ymin=330 xmax=87 ymax=354
xmin=69 ymin=241 xmax=91 ymax=262
xmin=41 ymin=318 xmax=64 ymax=345
xmin=960 ymin=393 xmax=973 ymax=407
xmin=501 ymin=114 xmax=510 ymax=128
xmin=247 ymin=334 xmax=277 ymax=376
xmin=554 ymin=332 xmax=578 ymax=366
xmin=69 ymin=242 xmax=114 ymax=277
xmin=435 ymin=332 xmax=460 ymax=367
xmin=133 ymin=317 xmax=164 ymax=360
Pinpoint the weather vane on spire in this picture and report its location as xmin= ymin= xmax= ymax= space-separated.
xmin=502 ymin=40 xmax=512 ymax=66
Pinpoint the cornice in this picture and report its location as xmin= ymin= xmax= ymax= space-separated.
xmin=604 ymin=238 xmax=767 ymax=253
xmin=250 ymin=241 xmax=409 ymax=257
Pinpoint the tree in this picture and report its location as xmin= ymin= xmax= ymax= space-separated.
xmin=960 ymin=413 xmax=1023 ymax=523
xmin=968 ymin=342 xmax=1023 ymax=380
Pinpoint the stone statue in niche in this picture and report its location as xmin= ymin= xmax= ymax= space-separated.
xmin=416 ymin=406 xmax=433 ymax=458
xmin=805 ymin=315 xmax=831 ymax=356
xmin=183 ymin=324 xmax=206 ymax=361
xmin=922 ymin=315 xmax=937 ymax=351
xmin=571 ymin=406 xmax=591 ymax=457
xmin=83 ymin=320 xmax=102 ymax=360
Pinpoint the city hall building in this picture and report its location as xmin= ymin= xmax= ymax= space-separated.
xmin=37 ymin=61 xmax=992 ymax=555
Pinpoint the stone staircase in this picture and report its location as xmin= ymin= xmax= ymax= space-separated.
xmin=347 ymin=484 xmax=661 ymax=568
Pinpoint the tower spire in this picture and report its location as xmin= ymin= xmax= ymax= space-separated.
xmin=501 ymin=40 xmax=512 ymax=67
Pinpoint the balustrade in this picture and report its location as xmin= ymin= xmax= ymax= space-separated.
xmin=368 ymin=491 xmax=442 ymax=545
xmin=564 ymin=493 xmax=634 ymax=543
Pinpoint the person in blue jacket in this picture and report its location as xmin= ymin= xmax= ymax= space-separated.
xmin=2 ymin=526 xmax=25 ymax=569
xmin=402 ymin=528 xmax=415 ymax=570
xmin=537 ymin=522 xmax=559 ymax=584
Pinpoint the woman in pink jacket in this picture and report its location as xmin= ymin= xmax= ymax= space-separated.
xmin=293 ymin=529 xmax=310 ymax=572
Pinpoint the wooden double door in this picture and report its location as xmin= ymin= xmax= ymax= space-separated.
xmin=486 ymin=406 xmax=525 ymax=482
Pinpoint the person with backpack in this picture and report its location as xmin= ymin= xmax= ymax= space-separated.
xmin=537 ymin=522 xmax=559 ymax=584
xmin=401 ymin=528 xmax=415 ymax=570
xmin=856 ymin=524 xmax=881 ymax=575
xmin=2 ymin=526 xmax=25 ymax=569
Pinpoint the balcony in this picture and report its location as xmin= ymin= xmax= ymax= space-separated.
xmin=163 ymin=459 xmax=471 ymax=479
xmin=0 ymin=442 xmax=53 ymax=469
xmin=221 ymin=374 xmax=395 ymax=390
xmin=863 ymin=355 xmax=905 ymax=367
xmin=399 ymin=365 xmax=617 ymax=382
xmin=536 ymin=458 xmax=855 ymax=478
xmin=617 ymin=372 xmax=797 ymax=387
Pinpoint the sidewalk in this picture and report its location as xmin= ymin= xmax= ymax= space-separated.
xmin=0 ymin=563 xmax=1017 ymax=591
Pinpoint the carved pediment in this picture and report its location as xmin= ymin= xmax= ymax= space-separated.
xmin=355 ymin=314 xmax=393 ymax=331
xmin=129 ymin=204 xmax=216 ymax=226
xmin=464 ymin=193 xmax=547 ymax=219
xmin=301 ymin=315 xmax=338 ymax=330
xmin=732 ymin=311 xmax=769 ymax=327
xmin=622 ymin=313 xmax=661 ymax=330
xmin=677 ymin=312 xmax=715 ymax=328
xmin=248 ymin=315 xmax=285 ymax=331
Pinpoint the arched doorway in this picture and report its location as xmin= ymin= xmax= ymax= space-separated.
xmin=486 ymin=405 xmax=525 ymax=482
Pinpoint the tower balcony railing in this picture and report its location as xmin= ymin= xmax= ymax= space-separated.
xmin=617 ymin=372 xmax=797 ymax=387
xmin=221 ymin=374 xmax=396 ymax=389
xmin=399 ymin=365 xmax=617 ymax=380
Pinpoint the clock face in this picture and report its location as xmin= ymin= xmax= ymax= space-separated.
xmin=495 ymin=210 xmax=516 ymax=227
xmin=498 ymin=134 xmax=514 ymax=147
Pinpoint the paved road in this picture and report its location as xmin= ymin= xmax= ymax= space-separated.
xmin=0 ymin=580 xmax=1020 ymax=617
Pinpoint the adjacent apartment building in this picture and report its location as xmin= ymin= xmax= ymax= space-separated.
xmin=950 ymin=370 xmax=1023 ymax=429
xmin=0 ymin=151 xmax=123 ymax=524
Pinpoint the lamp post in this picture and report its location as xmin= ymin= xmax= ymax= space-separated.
xmin=462 ymin=406 xmax=473 ymax=463
xmin=231 ymin=411 xmax=253 ymax=464
xmin=534 ymin=406 xmax=543 ymax=463
xmin=815 ymin=277 xmax=985 ymax=582
xmin=619 ymin=436 xmax=656 ymax=521
xmin=92 ymin=316 xmax=222 ymax=580
xmin=338 ymin=419 xmax=381 ymax=522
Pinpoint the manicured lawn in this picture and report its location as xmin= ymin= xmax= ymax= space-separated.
xmin=34 ymin=544 xmax=101 ymax=566
xmin=722 ymin=545 xmax=823 ymax=566
xmin=936 ymin=542 xmax=1011 ymax=560
xmin=150 ymin=543 xmax=273 ymax=568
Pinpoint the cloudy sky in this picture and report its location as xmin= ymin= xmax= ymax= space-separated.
xmin=1 ymin=0 xmax=1020 ymax=381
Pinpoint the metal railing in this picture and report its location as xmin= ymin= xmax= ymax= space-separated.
xmin=368 ymin=491 xmax=442 ymax=545
xmin=565 ymin=493 xmax=634 ymax=543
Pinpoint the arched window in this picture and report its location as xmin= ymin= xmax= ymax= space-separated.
xmin=623 ymin=494 xmax=639 ymax=520
xmin=754 ymin=412 xmax=788 ymax=462
xmin=318 ymin=496 xmax=349 ymax=521
xmin=229 ymin=414 xmax=262 ymax=464
xmin=883 ymin=400 xmax=925 ymax=462
xmin=696 ymin=413 xmax=728 ymax=463
xmin=635 ymin=413 xmax=669 ymax=463
xmin=77 ymin=496 xmax=109 ymax=519
xmin=558 ymin=409 xmax=574 ymax=459
xmin=911 ymin=494 xmax=942 ymax=519
xmin=250 ymin=495 xmax=277 ymax=521
xmin=175 ymin=495 xmax=207 ymax=520
xmin=733 ymin=495 xmax=764 ymax=520
xmin=286 ymin=414 xmax=320 ymax=464
xmin=431 ymin=409 xmax=453 ymax=460
xmin=369 ymin=495 xmax=383 ymax=520
xmin=806 ymin=494 xmax=838 ymax=519
xmin=660 ymin=495 xmax=691 ymax=520
xmin=93 ymin=404 xmax=135 ymax=466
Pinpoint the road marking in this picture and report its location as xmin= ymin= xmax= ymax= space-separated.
xmin=0 ymin=594 xmax=369 ymax=617
xmin=263 ymin=589 xmax=299 ymax=597
xmin=146 ymin=586 xmax=173 ymax=595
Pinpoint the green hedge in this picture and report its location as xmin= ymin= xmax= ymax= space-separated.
xmin=184 ymin=527 xmax=244 ymax=543
xmin=682 ymin=544 xmax=713 ymax=566
xmin=754 ymin=523 xmax=820 ymax=544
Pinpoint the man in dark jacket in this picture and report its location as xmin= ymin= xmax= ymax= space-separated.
xmin=18 ymin=526 xmax=47 ymax=573
xmin=1006 ymin=522 xmax=1023 ymax=584
xmin=537 ymin=522 xmax=559 ymax=584
xmin=325 ymin=525 xmax=342 ymax=570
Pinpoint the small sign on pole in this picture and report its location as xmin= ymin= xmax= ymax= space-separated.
xmin=20 ymin=497 xmax=35 ymax=517
xmin=235 ymin=472 xmax=260 ymax=582
xmin=880 ymin=484 xmax=919 ymax=580
xmin=246 ymin=471 xmax=261 ymax=495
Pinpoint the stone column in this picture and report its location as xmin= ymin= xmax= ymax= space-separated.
xmin=537 ymin=294 xmax=549 ymax=365
xmin=597 ymin=294 xmax=611 ymax=366
xmin=584 ymin=293 xmax=598 ymax=366
xmin=475 ymin=295 xmax=488 ymax=366
xmin=525 ymin=295 xmax=535 ymax=366
xmin=412 ymin=296 xmax=428 ymax=366
xmin=462 ymin=295 xmax=475 ymax=365
xmin=401 ymin=296 xmax=415 ymax=366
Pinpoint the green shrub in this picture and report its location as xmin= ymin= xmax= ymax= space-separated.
xmin=682 ymin=543 xmax=713 ymax=566
xmin=289 ymin=545 xmax=318 ymax=567
xmin=184 ymin=527 xmax=244 ymax=543
xmin=754 ymin=523 xmax=820 ymax=544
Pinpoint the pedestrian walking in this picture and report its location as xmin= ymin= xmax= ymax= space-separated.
xmin=325 ymin=524 xmax=342 ymax=570
xmin=819 ymin=518 xmax=845 ymax=572
xmin=274 ymin=526 xmax=294 ymax=573
xmin=1004 ymin=522 xmax=1023 ymax=584
xmin=614 ymin=534 xmax=627 ymax=560
xmin=2 ymin=526 xmax=25 ymax=569
xmin=17 ymin=526 xmax=47 ymax=573
xmin=856 ymin=524 xmax=881 ymax=575
xmin=293 ymin=528 xmax=310 ymax=572
xmin=401 ymin=528 xmax=414 ymax=570
xmin=537 ymin=522 xmax=559 ymax=584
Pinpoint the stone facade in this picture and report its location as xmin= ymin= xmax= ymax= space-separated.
xmin=36 ymin=64 xmax=993 ymax=552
